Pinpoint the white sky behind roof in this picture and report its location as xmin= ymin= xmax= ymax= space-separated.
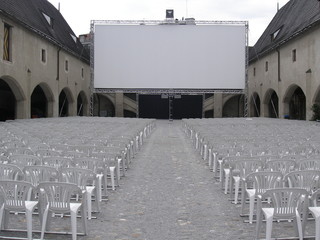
xmin=47 ymin=0 xmax=290 ymax=46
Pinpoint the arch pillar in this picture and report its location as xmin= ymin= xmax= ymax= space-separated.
xmin=115 ymin=92 xmax=124 ymax=117
xmin=213 ymin=93 xmax=223 ymax=118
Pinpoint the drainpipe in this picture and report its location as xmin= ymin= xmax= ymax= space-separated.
xmin=276 ymin=48 xmax=281 ymax=82
xmin=56 ymin=48 xmax=61 ymax=80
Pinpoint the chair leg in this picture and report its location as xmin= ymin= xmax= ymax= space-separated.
xmin=255 ymin=206 xmax=263 ymax=239
xmin=294 ymin=213 xmax=303 ymax=240
xmin=248 ymin=194 xmax=255 ymax=224
xmin=81 ymin=203 xmax=88 ymax=235
xmin=265 ymin=214 xmax=274 ymax=240
xmin=315 ymin=217 xmax=320 ymax=240
xmin=233 ymin=177 xmax=240 ymax=204
xmin=25 ymin=209 xmax=33 ymax=240
xmin=70 ymin=210 xmax=77 ymax=240
xmin=109 ymin=167 xmax=116 ymax=191
xmin=86 ymin=191 xmax=92 ymax=220
xmin=224 ymin=170 xmax=230 ymax=194
xmin=40 ymin=208 xmax=49 ymax=240
xmin=0 ymin=204 xmax=4 ymax=230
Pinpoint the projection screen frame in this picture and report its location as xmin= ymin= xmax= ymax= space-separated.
xmin=89 ymin=20 xmax=249 ymax=116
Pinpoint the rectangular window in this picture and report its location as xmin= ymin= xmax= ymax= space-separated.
xmin=292 ymin=49 xmax=297 ymax=62
xmin=81 ymin=68 xmax=84 ymax=78
xmin=65 ymin=60 xmax=69 ymax=72
xmin=253 ymin=67 xmax=256 ymax=76
xmin=265 ymin=61 xmax=268 ymax=72
xmin=3 ymin=24 xmax=11 ymax=61
xmin=41 ymin=49 xmax=46 ymax=63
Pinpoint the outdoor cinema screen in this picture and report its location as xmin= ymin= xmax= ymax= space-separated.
xmin=93 ymin=23 xmax=246 ymax=90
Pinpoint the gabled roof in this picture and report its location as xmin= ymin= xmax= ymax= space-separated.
xmin=0 ymin=0 xmax=89 ymax=63
xmin=250 ymin=0 xmax=320 ymax=63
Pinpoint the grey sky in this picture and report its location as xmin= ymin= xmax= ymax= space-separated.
xmin=48 ymin=0 xmax=290 ymax=45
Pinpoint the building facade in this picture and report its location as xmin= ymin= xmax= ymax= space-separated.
xmin=248 ymin=0 xmax=320 ymax=120
xmin=0 ymin=0 xmax=90 ymax=121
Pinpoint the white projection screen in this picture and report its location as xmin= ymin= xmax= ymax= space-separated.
xmin=93 ymin=23 xmax=246 ymax=90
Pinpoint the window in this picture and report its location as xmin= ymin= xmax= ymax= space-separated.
xmin=3 ymin=23 xmax=12 ymax=61
xmin=253 ymin=67 xmax=256 ymax=76
xmin=41 ymin=49 xmax=46 ymax=63
xmin=42 ymin=12 xmax=53 ymax=27
xmin=65 ymin=60 xmax=69 ymax=72
xmin=292 ymin=49 xmax=297 ymax=62
xmin=271 ymin=27 xmax=282 ymax=41
xmin=81 ymin=68 xmax=84 ymax=78
xmin=70 ymin=34 xmax=77 ymax=43
xmin=265 ymin=61 xmax=269 ymax=72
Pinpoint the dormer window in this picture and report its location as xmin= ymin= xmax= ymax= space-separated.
xmin=70 ymin=34 xmax=77 ymax=43
xmin=42 ymin=12 xmax=53 ymax=27
xmin=271 ymin=27 xmax=282 ymax=41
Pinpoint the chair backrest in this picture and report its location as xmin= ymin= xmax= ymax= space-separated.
xmin=284 ymin=170 xmax=320 ymax=193
xmin=0 ymin=163 xmax=23 ymax=180
xmin=60 ymin=167 xmax=95 ymax=190
xmin=231 ymin=159 xmax=264 ymax=178
xmin=38 ymin=182 xmax=81 ymax=213
xmin=41 ymin=156 xmax=73 ymax=170
xmin=35 ymin=149 xmax=61 ymax=158
xmin=72 ymin=158 xmax=105 ymax=173
xmin=298 ymin=159 xmax=320 ymax=170
xmin=0 ymin=180 xmax=34 ymax=210
xmin=261 ymin=188 xmax=308 ymax=219
xmin=245 ymin=171 xmax=283 ymax=195
xmin=23 ymin=165 xmax=59 ymax=186
xmin=265 ymin=159 xmax=296 ymax=175
xmin=9 ymin=154 xmax=41 ymax=168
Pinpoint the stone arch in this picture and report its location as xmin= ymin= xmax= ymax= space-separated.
xmin=59 ymin=87 xmax=74 ymax=117
xmin=313 ymin=85 xmax=320 ymax=105
xmin=31 ymin=83 xmax=54 ymax=118
xmin=77 ymin=91 xmax=88 ymax=116
xmin=250 ymin=92 xmax=260 ymax=117
xmin=0 ymin=76 xmax=26 ymax=121
xmin=93 ymin=93 xmax=115 ymax=117
xmin=283 ymin=84 xmax=306 ymax=120
xmin=263 ymin=89 xmax=279 ymax=118
xmin=222 ymin=94 xmax=244 ymax=117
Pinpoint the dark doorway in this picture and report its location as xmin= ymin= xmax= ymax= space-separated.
xmin=289 ymin=87 xmax=306 ymax=120
xmin=59 ymin=90 xmax=69 ymax=117
xmin=31 ymin=85 xmax=47 ymax=118
xmin=0 ymin=79 xmax=15 ymax=121
xmin=139 ymin=94 xmax=203 ymax=119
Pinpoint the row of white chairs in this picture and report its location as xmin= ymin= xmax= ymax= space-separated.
xmin=183 ymin=118 xmax=320 ymax=240
xmin=0 ymin=117 xmax=156 ymax=240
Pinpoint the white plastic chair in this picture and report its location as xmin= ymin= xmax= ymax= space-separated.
xmin=23 ymin=165 xmax=59 ymax=187
xmin=309 ymin=189 xmax=320 ymax=240
xmin=0 ymin=180 xmax=38 ymax=240
xmin=283 ymin=170 xmax=320 ymax=193
xmin=229 ymin=159 xmax=264 ymax=204
xmin=255 ymin=188 xmax=309 ymax=240
xmin=241 ymin=171 xmax=282 ymax=224
xmin=60 ymin=167 xmax=100 ymax=220
xmin=41 ymin=156 xmax=73 ymax=170
xmin=38 ymin=182 xmax=88 ymax=240
xmin=9 ymin=154 xmax=42 ymax=168
xmin=265 ymin=159 xmax=296 ymax=175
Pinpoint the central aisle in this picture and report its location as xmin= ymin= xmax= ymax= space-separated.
xmin=87 ymin=120 xmax=255 ymax=240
